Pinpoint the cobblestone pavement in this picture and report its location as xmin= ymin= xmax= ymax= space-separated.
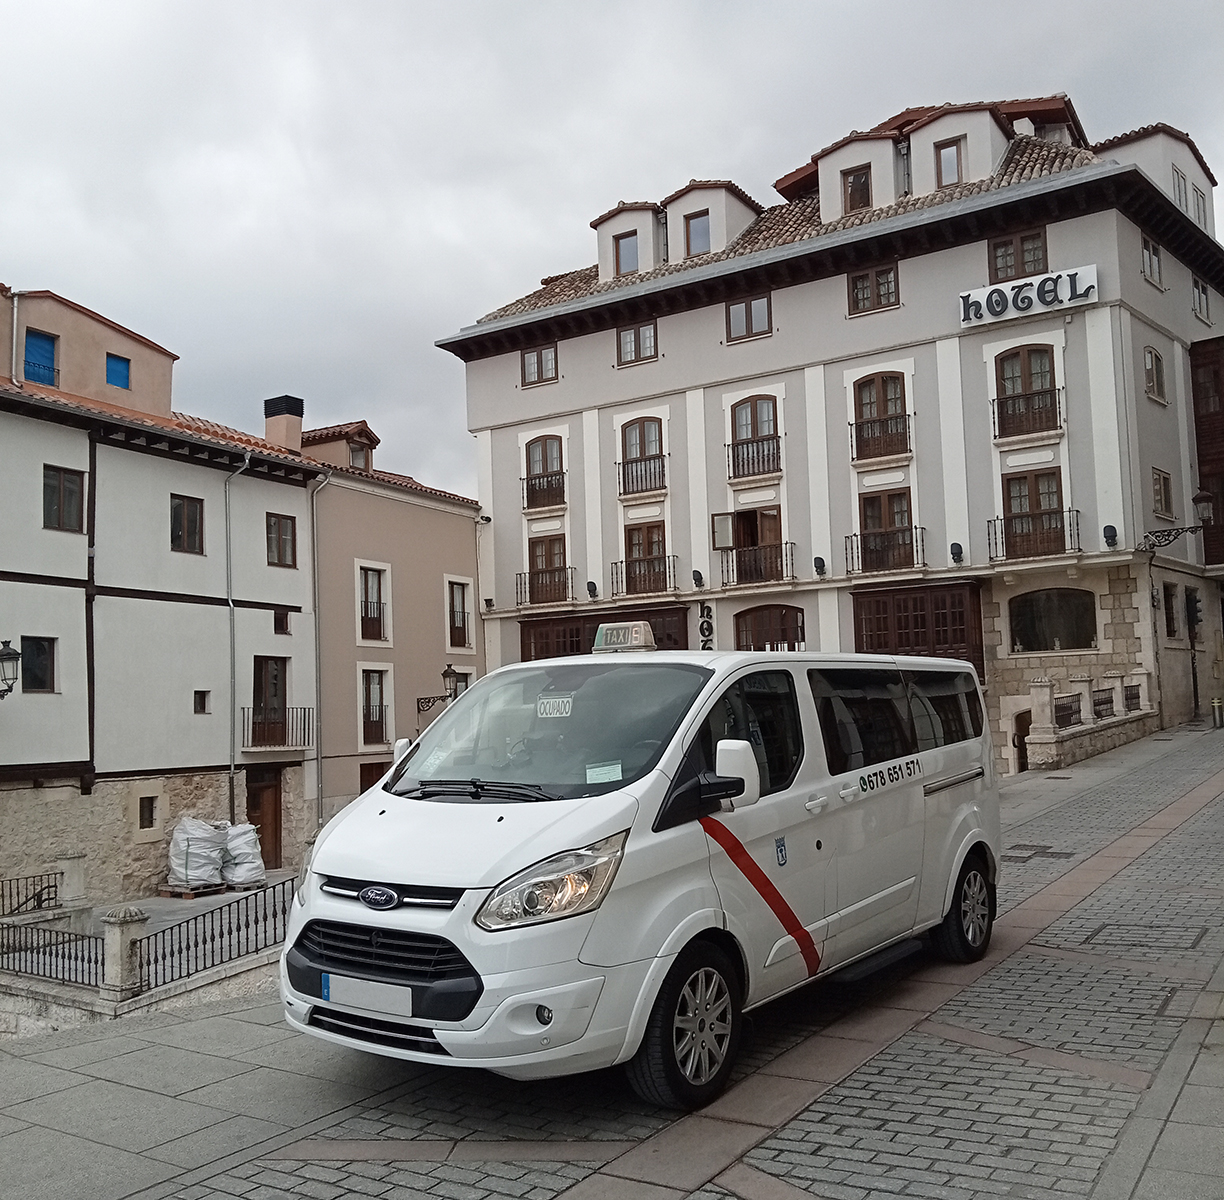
xmin=3 ymin=724 xmax=1223 ymax=1200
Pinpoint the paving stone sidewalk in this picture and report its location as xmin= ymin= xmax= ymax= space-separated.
xmin=1 ymin=723 xmax=1222 ymax=1200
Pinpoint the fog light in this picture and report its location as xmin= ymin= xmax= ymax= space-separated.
xmin=536 ymin=1005 xmax=553 ymax=1026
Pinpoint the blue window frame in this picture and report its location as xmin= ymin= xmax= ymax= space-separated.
xmin=24 ymin=330 xmax=57 ymax=386
xmin=106 ymin=353 xmax=130 ymax=389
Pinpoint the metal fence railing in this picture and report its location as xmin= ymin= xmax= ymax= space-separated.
xmin=137 ymin=879 xmax=295 ymax=990
xmin=1 ymin=871 xmax=63 ymax=917
xmin=0 ymin=923 xmax=103 ymax=986
xmin=1124 ymin=684 xmax=1142 ymax=712
xmin=242 ymin=706 xmax=314 ymax=749
xmin=1092 ymin=687 xmax=1116 ymax=720
xmin=1054 ymin=694 xmax=1083 ymax=729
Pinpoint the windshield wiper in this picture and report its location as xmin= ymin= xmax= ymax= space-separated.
xmin=395 ymin=778 xmax=561 ymax=802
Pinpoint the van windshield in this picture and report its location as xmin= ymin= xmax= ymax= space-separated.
xmin=387 ymin=661 xmax=713 ymax=801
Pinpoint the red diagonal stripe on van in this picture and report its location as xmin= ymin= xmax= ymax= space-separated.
xmin=699 ymin=816 xmax=821 ymax=976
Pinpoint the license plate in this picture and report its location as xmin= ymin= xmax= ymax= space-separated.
xmin=320 ymin=972 xmax=413 ymax=1017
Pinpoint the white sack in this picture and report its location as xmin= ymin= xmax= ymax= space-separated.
xmin=222 ymin=823 xmax=266 ymax=887
xmin=167 ymin=817 xmax=227 ymax=889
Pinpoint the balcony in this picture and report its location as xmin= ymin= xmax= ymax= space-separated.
xmin=618 ymin=455 xmax=666 ymax=496
xmin=363 ymin=704 xmax=388 ymax=745
xmin=522 ymin=471 xmax=566 ymax=509
xmin=720 ymin=542 xmax=796 ymax=587
xmin=516 ymin=566 xmax=576 ymax=606
xmin=846 ymin=526 xmax=926 ymax=574
xmin=993 ymin=389 xmax=1062 ymax=439
xmin=242 ymin=707 xmax=314 ymax=750
xmin=24 ymin=360 xmax=59 ymax=387
xmin=360 ymin=601 xmax=386 ymax=641
xmin=728 ymin=435 xmax=781 ymax=480
xmin=988 ymin=509 xmax=1080 ymax=560
xmin=851 ymin=415 xmax=910 ymax=461
xmin=611 ymin=555 xmax=678 ymax=597
xmin=449 ymin=611 xmax=470 ymax=648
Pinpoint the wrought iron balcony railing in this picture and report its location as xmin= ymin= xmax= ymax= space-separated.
xmin=618 ymin=455 xmax=666 ymax=496
xmin=719 ymin=542 xmax=796 ymax=586
xmin=449 ymin=611 xmax=470 ymax=648
xmin=846 ymin=526 xmax=926 ymax=574
xmin=516 ymin=566 xmax=576 ymax=606
xmin=851 ymin=414 xmax=910 ymax=460
xmin=362 ymin=704 xmax=388 ymax=745
xmin=360 ymin=600 xmax=386 ymax=641
xmin=988 ymin=509 xmax=1080 ymax=561
xmin=522 ymin=471 xmax=566 ymax=509
xmin=242 ymin=707 xmax=314 ymax=749
xmin=611 ymin=555 xmax=677 ymax=597
xmin=24 ymin=360 xmax=59 ymax=387
xmin=993 ymin=388 xmax=1062 ymax=439
xmin=727 ymin=435 xmax=781 ymax=479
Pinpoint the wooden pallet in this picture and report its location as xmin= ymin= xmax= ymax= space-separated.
xmin=158 ymin=883 xmax=226 ymax=900
xmin=226 ymin=879 xmax=270 ymax=892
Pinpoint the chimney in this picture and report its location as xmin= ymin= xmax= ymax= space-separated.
xmin=263 ymin=395 xmax=304 ymax=454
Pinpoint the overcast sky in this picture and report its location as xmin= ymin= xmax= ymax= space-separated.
xmin=3 ymin=0 xmax=1221 ymax=497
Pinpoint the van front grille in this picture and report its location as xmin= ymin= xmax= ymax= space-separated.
xmin=320 ymin=876 xmax=465 ymax=910
xmin=295 ymin=920 xmax=476 ymax=983
xmin=308 ymin=1005 xmax=450 ymax=1055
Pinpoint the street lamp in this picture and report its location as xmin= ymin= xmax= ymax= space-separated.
xmin=0 ymin=641 xmax=19 ymax=700
xmin=416 ymin=664 xmax=462 ymax=723
xmin=1137 ymin=489 xmax=1215 ymax=550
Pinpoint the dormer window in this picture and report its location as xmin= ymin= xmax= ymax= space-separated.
xmin=349 ymin=443 xmax=368 ymax=470
xmin=685 ymin=211 xmax=711 ymax=257
xmin=842 ymin=165 xmax=872 ymax=213
xmin=614 ymin=231 xmax=639 ymax=276
xmin=935 ymin=138 xmax=963 ymax=188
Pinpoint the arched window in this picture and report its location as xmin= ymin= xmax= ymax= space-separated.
xmin=1008 ymin=588 xmax=1096 ymax=653
xmin=729 ymin=396 xmax=779 ymax=477
xmin=853 ymin=373 xmax=908 ymax=458
xmin=620 ymin=417 xmax=664 ymax=494
xmin=735 ymin=605 xmax=806 ymax=652
xmin=524 ymin=436 xmax=564 ymax=508
xmin=995 ymin=345 xmax=1058 ymax=437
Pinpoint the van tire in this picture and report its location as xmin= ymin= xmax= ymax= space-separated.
xmin=931 ymin=853 xmax=994 ymax=963
xmin=624 ymin=939 xmax=742 ymax=1110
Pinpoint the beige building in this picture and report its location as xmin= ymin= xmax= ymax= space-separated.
xmin=257 ymin=404 xmax=486 ymax=822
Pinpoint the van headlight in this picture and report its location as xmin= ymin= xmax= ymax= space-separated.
xmin=295 ymin=842 xmax=315 ymax=905
xmin=475 ymin=832 xmax=628 ymax=931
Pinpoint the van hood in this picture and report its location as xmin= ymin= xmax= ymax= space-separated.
xmin=312 ymin=784 xmax=642 ymax=890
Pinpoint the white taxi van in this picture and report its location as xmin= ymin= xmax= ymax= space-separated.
xmin=281 ymin=623 xmax=999 ymax=1109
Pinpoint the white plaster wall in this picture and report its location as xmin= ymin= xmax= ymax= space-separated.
xmin=664 ymin=188 xmax=757 ymax=262
xmin=1096 ymin=132 xmax=1216 ymax=238
xmin=594 ymin=207 xmax=663 ymax=282
xmin=0 ymin=413 xmax=90 ymax=579
xmin=817 ymin=139 xmax=900 ymax=222
xmin=909 ymin=110 xmax=1010 ymax=195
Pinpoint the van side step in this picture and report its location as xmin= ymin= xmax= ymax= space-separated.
xmin=830 ymin=937 xmax=924 ymax=983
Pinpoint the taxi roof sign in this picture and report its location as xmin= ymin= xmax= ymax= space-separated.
xmin=591 ymin=621 xmax=657 ymax=653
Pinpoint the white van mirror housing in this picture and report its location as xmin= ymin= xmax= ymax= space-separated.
xmin=715 ymin=739 xmax=761 ymax=809
xmin=393 ymin=737 xmax=413 ymax=765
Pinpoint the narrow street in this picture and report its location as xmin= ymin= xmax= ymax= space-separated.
xmin=2 ymin=723 xmax=1222 ymax=1200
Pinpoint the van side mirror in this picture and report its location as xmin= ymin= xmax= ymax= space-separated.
xmin=393 ymin=737 xmax=413 ymax=765
xmin=715 ymin=739 xmax=761 ymax=810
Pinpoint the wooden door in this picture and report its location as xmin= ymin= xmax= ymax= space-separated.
xmin=245 ymin=766 xmax=282 ymax=869
xmin=252 ymin=656 xmax=287 ymax=745
xmin=1013 ymin=711 xmax=1032 ymax=773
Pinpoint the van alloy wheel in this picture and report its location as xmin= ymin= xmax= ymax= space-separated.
xmin=960 ymin=868 xmax=990 ymax=948
xmin=673 ymin=966 xmax=733 ymax=1085
xmin=932 ymin=852 xmax=994 ymax=963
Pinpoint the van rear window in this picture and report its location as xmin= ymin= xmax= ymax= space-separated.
xmin=906 ymin=671 xmax=983 ymax=750
xmin=808 ymin=668 xmax=915 ymax=775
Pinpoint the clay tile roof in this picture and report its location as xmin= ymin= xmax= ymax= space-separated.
xmin=1092 ymin=122 xmax=1217 ymax=187
xmin=301 ymin=419 xmax=381 ymax=448
xmin=658 ymin=179 xmax=765 ymax=214
xmin=589 ymin=200 xmax=662 ymax=229
xmin=479 ymin=136 xmax=1097 ymax=324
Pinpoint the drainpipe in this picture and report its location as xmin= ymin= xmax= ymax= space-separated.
xmin=309 ymin=470 xmax=333 ymax=829
xmin=225 ymin=450 xmax=253 ymax=823
xmin=10 ymin=290 xmax=23 ymax=387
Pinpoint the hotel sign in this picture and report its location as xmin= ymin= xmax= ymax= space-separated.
xmin=959 ymin=265 xmax=1098 ymax=326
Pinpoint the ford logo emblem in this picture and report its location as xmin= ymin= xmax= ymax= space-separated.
xmin=358 ymin=885 xmax=399 ymax=910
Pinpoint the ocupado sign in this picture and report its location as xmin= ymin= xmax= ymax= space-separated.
xmin=959 ymin=265 xmax=1098 ymax=327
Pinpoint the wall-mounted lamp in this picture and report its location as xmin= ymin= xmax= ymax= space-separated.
xmin=949 ymin=542 xmax=963 ymax=565
xmin=813 ymin=557 xmax=826 ymax=578
xmin=1103 ymin=525 xmax=1118 ymax=549
xmin=483 ymin=597 xmax=494 ymax=611
xmin=1194 ymin=489 xmax=1214 ymax=525
xmin=478 ymin=515 xmax=492 ymax=524
xmin=0 ymin=641 xmax=20 ymax=700
xmin=692 ymin=569 xmax=704 ymax=589
xmin=586 ymin=580 xmax=598 ymax=599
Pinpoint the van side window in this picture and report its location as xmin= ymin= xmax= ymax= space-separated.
xmin=906 ymin=671 xmax=984 ymax=750
xmin=689 ymin=671 xmax=804 ymax=797
xmin=808 ymin=668 xmax=915 ymax=774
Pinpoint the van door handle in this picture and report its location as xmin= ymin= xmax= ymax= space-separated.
xmin=804 ymin=795 xmax=827 ymax=813
xmin=839 ymin=785 xmax=859 ymax=801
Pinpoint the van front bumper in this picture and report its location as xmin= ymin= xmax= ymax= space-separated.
xmin=280 ymin=954 xmax=654 ymax=1079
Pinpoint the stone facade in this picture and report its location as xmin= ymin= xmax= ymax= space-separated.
xmin=0 ymin=766 xmax=310 ymax=905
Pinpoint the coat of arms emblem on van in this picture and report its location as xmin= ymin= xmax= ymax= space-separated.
xmin=775 ymin=837 xmax=787 ymax=867
xmin=359 ymin=885 xmax=399 ymax=910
